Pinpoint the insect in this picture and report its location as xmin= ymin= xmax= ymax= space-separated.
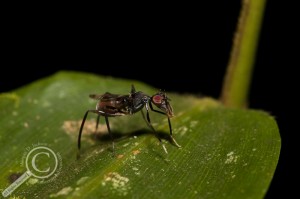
xmin=77 ymin=85 xmax=181 ymax=153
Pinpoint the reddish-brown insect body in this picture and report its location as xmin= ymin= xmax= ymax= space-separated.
xmin=78 ymin=85 xmax=180 ymax=154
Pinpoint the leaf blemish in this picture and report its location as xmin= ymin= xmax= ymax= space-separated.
xmin=76 ymin=176 xmax=90 ymax=185
xmin=8 ymin=173 xmax=22 ymax=183
xmin=132 ymin=167 xmax=139 ymax=171
xmin=123 ymin=143 xmax=130 ymax=147
xmin=102 ymin=172 xmax=130 ymax=196
xmin=12 ymin=111 xmax=18 ymax=116
xmin=132 ymin=150 xmax=140 ymax=155
xmin=189 ymin=120 xmax=198 ymax=128
xmin=225 ymin=151 xmax=239 ymax=164
xmin=42 ymin=101 xmax=51 ymax=107
xmin=50 ymin=186 xmax=73 ymax=198
xmin=26 ymin=178 xmax=39 ymax=185
xmin=62 ymin=120 xmax=109 ymax=142
xmin=117 ymin=154 xmax=124 ymax=159
xmin=176 ymin=126 xmax=188 ymax=136
xmin=23 ymin=122 xmax=29 ymax=128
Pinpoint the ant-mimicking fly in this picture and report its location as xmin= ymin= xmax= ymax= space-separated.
xmin=77 ymin=85 xmax=181 ymax=153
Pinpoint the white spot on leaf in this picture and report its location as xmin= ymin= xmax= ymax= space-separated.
xmin=50 ymin=186 xmax=73 ymax=197
xmin=102 ymin=172 xmax=130 ymax=196
xmin=23 ymin=122 xmax=29 ymax=128
xmin=189 ymin=120 xmax=198 ymax=128
xmin=12 ymin=111 xmax=18 ymax=116
xmin=177 ymin=126 xmax=188 ymax=136
xmin=76 ymin=176 xmax=90 ymax=185
xmin=27 ymin=178 xmax=38 ymax=185
xmin=225 ymin=151 xmax=239 ymax=164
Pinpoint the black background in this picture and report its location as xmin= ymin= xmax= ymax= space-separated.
xmin=1 ymin=1 xmax=295 ymax=198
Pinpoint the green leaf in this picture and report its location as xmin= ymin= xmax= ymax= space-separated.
xmin=0 ymin=71 xmax=280 ymax=199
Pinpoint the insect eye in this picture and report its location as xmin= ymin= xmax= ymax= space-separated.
xmin=152 ymin=95 xmax=162 ymax=104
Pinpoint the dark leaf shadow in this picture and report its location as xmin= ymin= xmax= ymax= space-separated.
xmin=92 ymin=129 xmax=178 ymax=147
xmin=77 ymin=129 xmax=180 ymax=160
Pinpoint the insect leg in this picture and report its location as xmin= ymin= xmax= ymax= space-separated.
xmin=104 ymin=115 xmax=115 ymax=152
xmin=78 ymin=110 xmax=98 ymax=150
xmin=142 ymin=105 xmax=168 ymax=154
xmin=149 ymin=102 xmax=181 ymax=148
xmin=149 ymin=102 xmax=165 ymax=115
xmin=95 ymin=114 xmax=100 ymax=133
xmin=167 ymin=117 xmax=181 ymax=148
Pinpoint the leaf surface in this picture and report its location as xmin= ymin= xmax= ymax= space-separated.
xmin=0 ymin=71 xmax=280 ymax=199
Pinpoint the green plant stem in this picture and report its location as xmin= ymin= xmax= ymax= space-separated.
xmin=221 ymin=0 xmax=267 ymax=108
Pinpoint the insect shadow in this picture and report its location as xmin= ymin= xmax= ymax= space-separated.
xmin=90 ymin=129 xmax=178 ymax=147
xmin=76 ymin=129 xmax=178 ymax=160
